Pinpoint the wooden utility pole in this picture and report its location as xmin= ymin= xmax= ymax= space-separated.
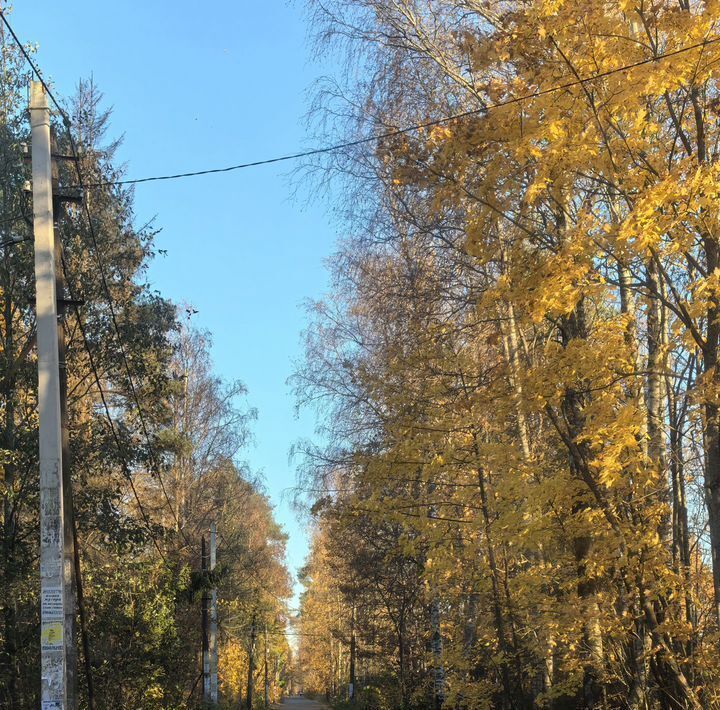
xmin=209 ymin=523 xmax=218 ymax=705
xmin=30 ymin=79 xmax=67 ymax=709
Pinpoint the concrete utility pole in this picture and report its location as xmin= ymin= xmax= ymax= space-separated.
xmin=30 ymin=80 xmax=67 ymax=709
xmin=209 ymin=523 xmax=218 ymax=705
xmin=264 ymin=625 xmax=269 ymax=709
xmin=246 ymin=614 xmax=257 ymax=710
xmin=349 ymin=605 xmax=356 ymax=703
xmin=202 ymin=535 xmax=209 ymax=703
xmin=430 ymin=599 xmax=445 ymax=710
xmin=428 ymin=486 xmax=445 ymax=710
xmin=202 ymin=526 xmax=218 ymax=707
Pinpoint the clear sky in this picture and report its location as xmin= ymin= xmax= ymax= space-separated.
xmin=13 ymin=2 xmax=338 ymax=606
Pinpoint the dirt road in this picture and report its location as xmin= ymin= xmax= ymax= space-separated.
xmin=273 ymin=697 xmax=327 ymax=709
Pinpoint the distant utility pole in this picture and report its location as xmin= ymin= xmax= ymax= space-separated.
xmin=202 ymin=535 xmax=209 ymax=704
xmin=431 ymin=598 xmax=445 ymax=709
xmin=349 ymin=605 xmax=356 ymax=703
xmin=264 ymin=625 xmax=269 ymax=709
xmin=428 ymin=488 xmax=445 ymax=710
xmin=30 ymin=79 xmax=67 ymax=709
xmin=247 ymin=614 xmax=257 ymax=710
xmin=209 ymin=523 xmax=218 ymax=705
xmin=201 ymin=524 xmax=218 ymax=707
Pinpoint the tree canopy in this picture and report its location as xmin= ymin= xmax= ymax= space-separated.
xmin=294 ymin=0 xmax=720 ymax=707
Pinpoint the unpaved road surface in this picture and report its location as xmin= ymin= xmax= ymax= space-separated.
xmin=273 ymin=698 xmax=327 ymax=709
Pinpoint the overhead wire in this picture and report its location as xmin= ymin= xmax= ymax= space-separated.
xmin=2 ymin=9 xmax=719 ymax=188
xmin=0 ymin=235 xmax=29 ymax=247
xmin=49 ymin=39 xmax=720 ymax=188
xmin=88 ymin=33 xmax=720 ymax=187
xmin=0 ymin=10 xmax=66 ymax=123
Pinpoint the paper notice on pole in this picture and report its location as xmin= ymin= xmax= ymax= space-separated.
xmin=40 ymin=621 xmax=63 ymax=650
xmin=40 ymin=560 xmax=62 ymax=579
xmin=41 ymin=702 xmax=62 ymax=710
xmin=41 ymin=587 xmax=63 ymax=620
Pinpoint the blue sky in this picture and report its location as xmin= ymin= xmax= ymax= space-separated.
xmin=13 ymin=2 xmax=338 ymax=606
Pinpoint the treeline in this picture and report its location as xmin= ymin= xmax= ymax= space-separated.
xmin=0 ymin=39 xmax=291 ymax=708
xmin=294 ymin=1 xmax=720 ymax=708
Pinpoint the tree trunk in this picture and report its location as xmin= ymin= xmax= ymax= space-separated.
xmin=702 ymin=234 xmax=720 ymax=625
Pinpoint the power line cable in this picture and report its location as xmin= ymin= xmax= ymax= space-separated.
xmin=0 ymin=215 xmax=28 ymax=229
xmin=0 ymin=11 xmax=68 ymax=124
xmin=2 ymin=9 xmax=719 ymax=188
xmin=0 ymin=235 xmax=29 ymax=248
xmin=86 ymin=32 xmax=720 ymax=187
xmin=185 ymin=671 xmax=203 ymax=706
xmin=223 ymin=625 xmax=335 ymax=638
xmin=3 ymin=10 xmax=716 ymax=188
